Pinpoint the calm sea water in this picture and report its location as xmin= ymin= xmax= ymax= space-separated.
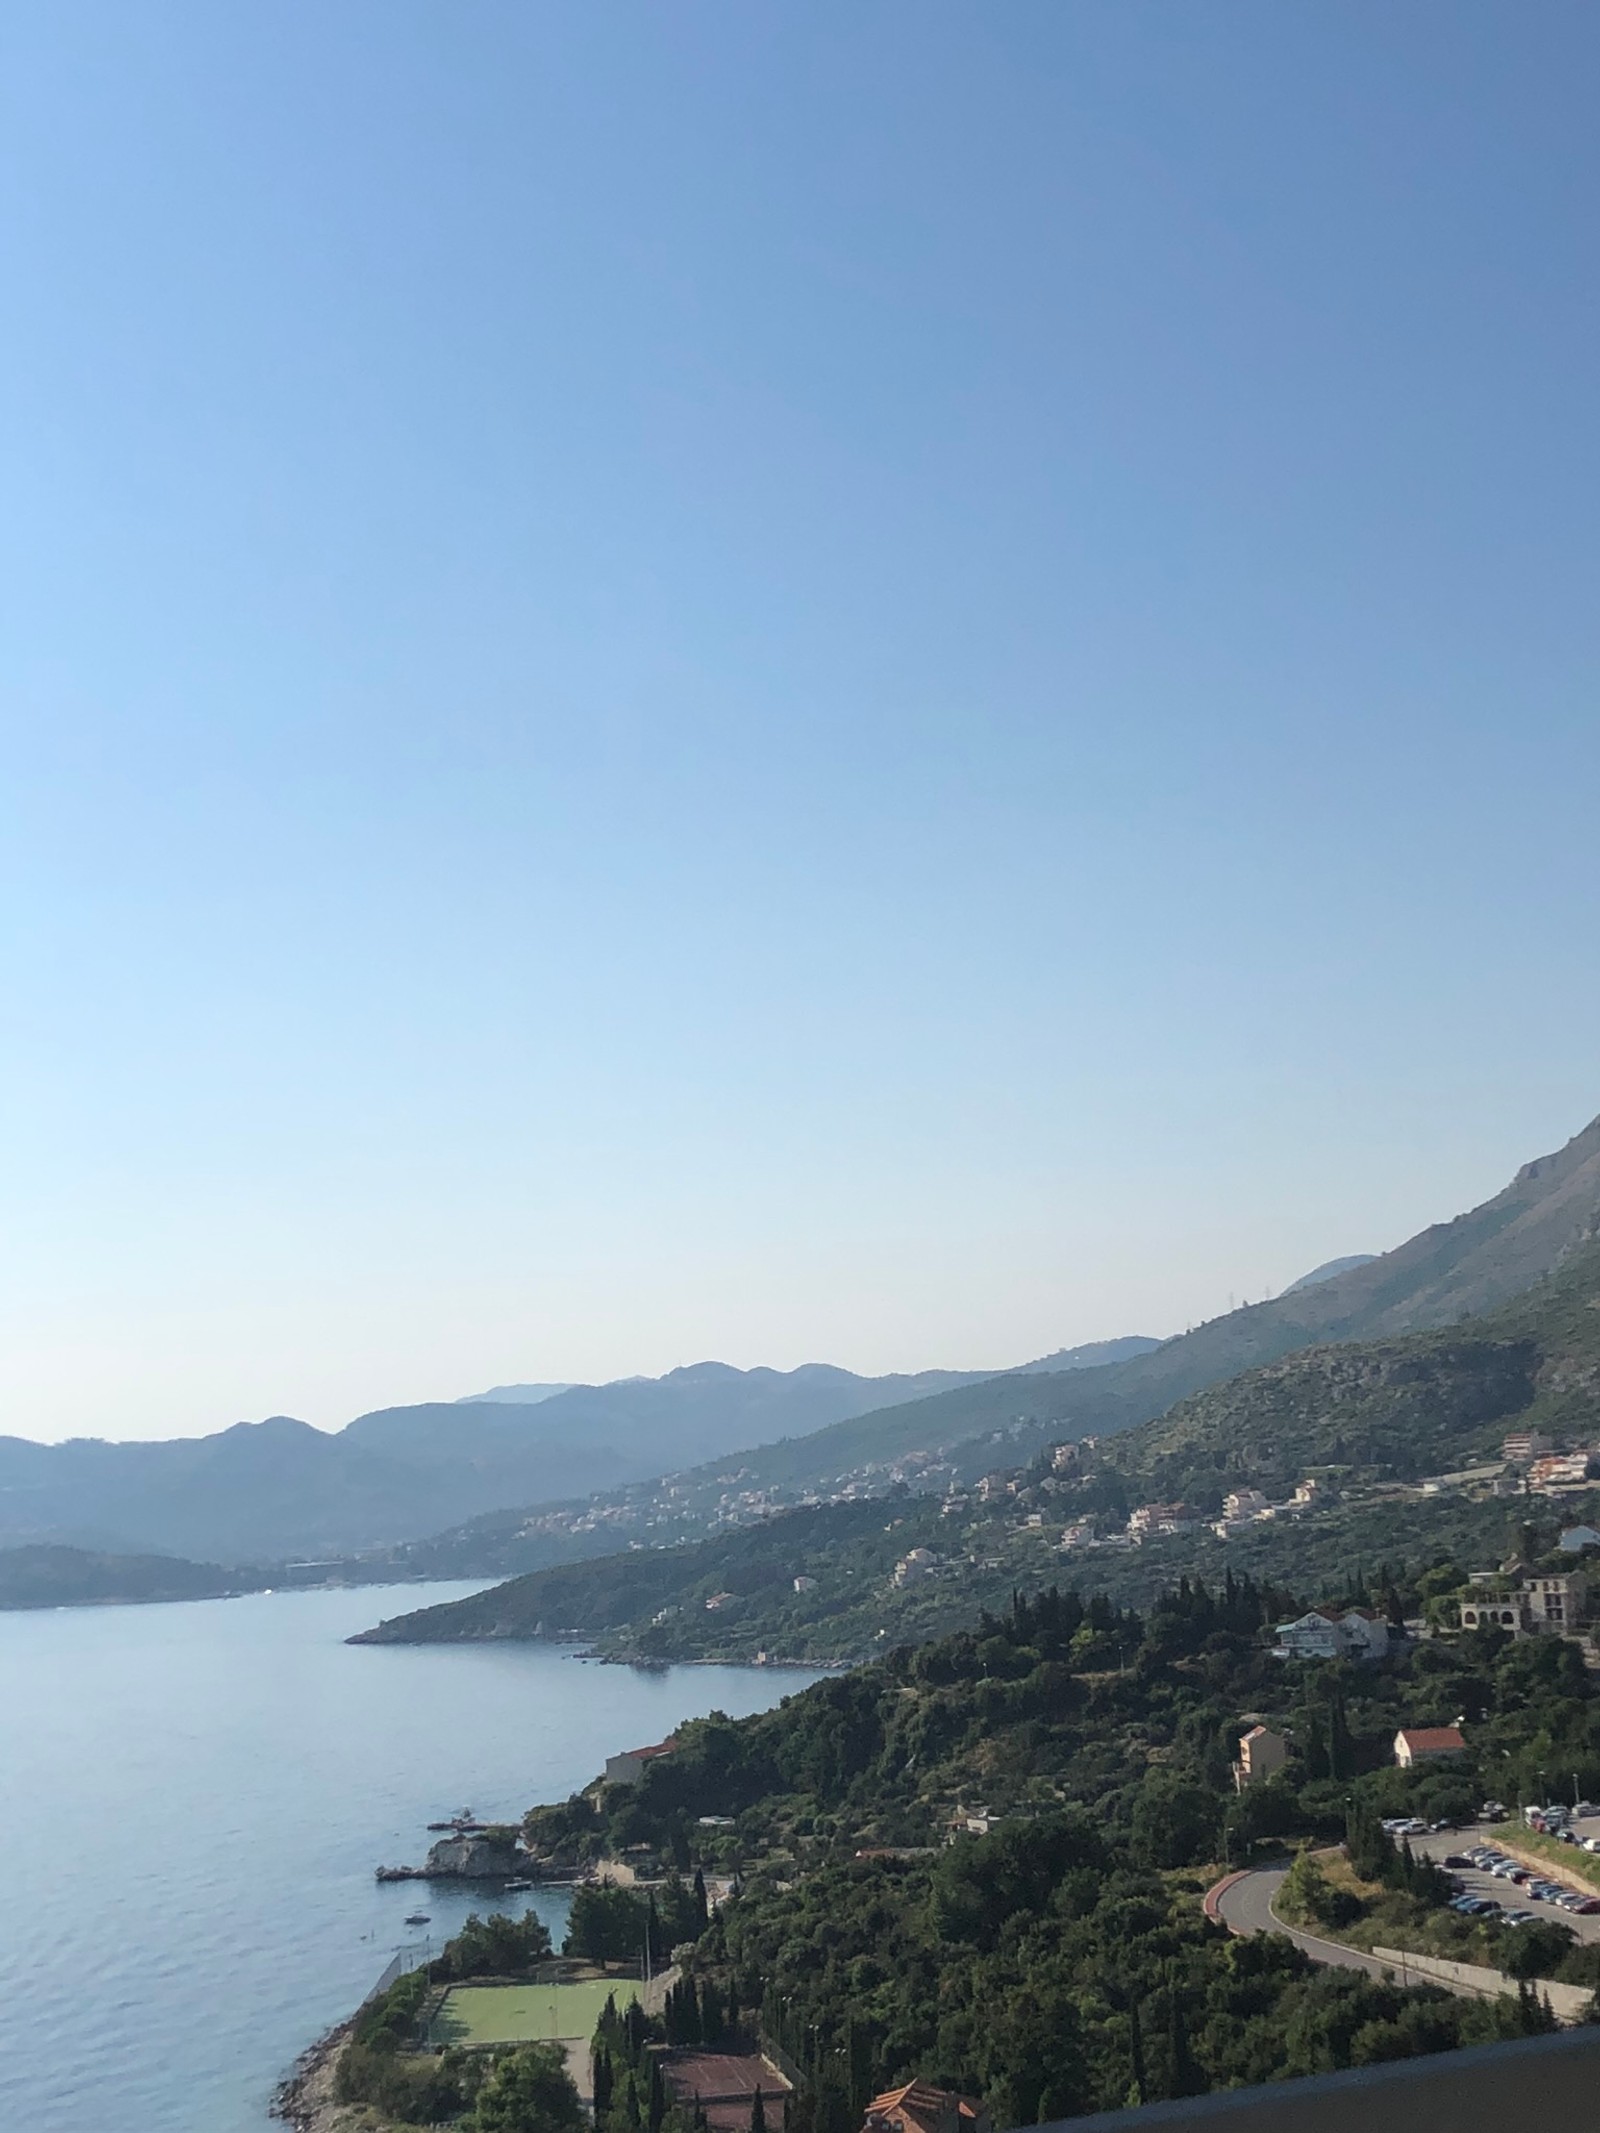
xmin=0 ymin=1584 xmax=816 ymax=2133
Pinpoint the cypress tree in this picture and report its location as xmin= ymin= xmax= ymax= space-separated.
xmin=594 ymin=2049 xmax=615 ymax=2124
xmin=702 ymin=1979 xmax=725 ymax=2045
xmin=649 ymin=2057 xmax=667 ymax=2133
xmin=751 ymin=2086 xmax=767 ymax=2133
xmin=1128 ymin=2000 xmax=1148 ymax=2107
xmin=1166 ymin=1981 xmax=1205 ymax=2098
xmin=694 ymin=1868 xmax=710 ymax=1934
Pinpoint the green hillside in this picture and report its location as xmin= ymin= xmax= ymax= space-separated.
xmin=519 ymin=1578 xmax=1595 ymax=2128
xmin=0 ymin=1544 xmax=251 ymax=1609
xmin=352 ymin=1235 xmax=1600 ymax=1663
xmin=1103 ymin=1232 xmax=1600 ymax=1506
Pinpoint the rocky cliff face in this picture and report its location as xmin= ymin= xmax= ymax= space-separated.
xmin=423 ymin=1831 xmax=528 ymax=1878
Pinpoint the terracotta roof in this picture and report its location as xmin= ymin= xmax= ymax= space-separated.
xmin=1396 ymin=1726 xmax=1466 ymax=1753
xmin=866 ymin=2083 xmax=985 ymax=2128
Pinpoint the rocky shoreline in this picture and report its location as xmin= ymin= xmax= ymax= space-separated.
xmin=271 ymin=2018 xmax=352 ymax=2133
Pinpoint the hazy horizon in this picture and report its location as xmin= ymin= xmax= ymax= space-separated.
xmin=3 ymin=4 xmax=1597 ymax=1442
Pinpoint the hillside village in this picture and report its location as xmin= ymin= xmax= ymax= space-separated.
xmin=328 ymin=1546 xmax=1600 ymax=2133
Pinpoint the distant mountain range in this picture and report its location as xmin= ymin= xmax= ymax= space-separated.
xmin=453 ymin=1383 xmax=574 ymax=1405
xmin=2 ymin=1111 xmax=1595 ymax=1583
xmin=0 ymin=1362 xmax=994 ymax=1563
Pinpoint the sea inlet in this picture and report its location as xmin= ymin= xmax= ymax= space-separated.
xmin=0 ymin=1581 xmax=816 ymax=2133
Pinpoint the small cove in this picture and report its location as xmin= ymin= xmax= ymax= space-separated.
xmin=0 ymin=1583 xmax=816 ymax=2132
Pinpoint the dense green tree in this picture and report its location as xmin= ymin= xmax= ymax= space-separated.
xmin=1131 ymin=1772 xmax=1219 ymax=1869
xmin=471 ymin=2042 xmax=586 ymax=2133
xmin=567 ymin=1883 xmax=653 ymax=1964
xmin=439 ymin=1911 xmax=553 ymax=1980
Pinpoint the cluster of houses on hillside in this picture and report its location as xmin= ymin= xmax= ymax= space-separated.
xmin=1050 ymin=1475 xmax=1336 ymax=1555
xmin=1229 ymin=1717 xmax=1467 ymax=1790
xmin=1503 ymin=1432 xmax=1598 ymax=1493
xmin=1457 ymin=1562 xmax=1591 ymax=1637
xmin=1212 ymin=1479 xmax=1326 ymax=1537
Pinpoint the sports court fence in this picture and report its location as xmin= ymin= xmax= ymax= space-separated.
xmin=364 ymin=1943 xmax=435 ymax=2005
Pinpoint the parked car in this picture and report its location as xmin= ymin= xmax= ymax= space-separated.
xmin=1500 ymin=1909 xmax=1536 ymax=1926
xmin=1572 ymin=1897 xmax=1600 ymax=1915
xmin=1443 ymin=1853 xmax=1475 ymax=1869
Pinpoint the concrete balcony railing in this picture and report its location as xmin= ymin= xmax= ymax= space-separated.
xmin=1035 ymin=2023 xmax=1600 ymax=2133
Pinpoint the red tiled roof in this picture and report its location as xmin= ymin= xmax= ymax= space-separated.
xmin=866 ymin=2083 xmax=985 ymax=2128
xmin=1397 ymin=1726 xmax=1466 ymax=1753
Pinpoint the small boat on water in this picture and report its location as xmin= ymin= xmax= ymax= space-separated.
xmin=405 ymin=1913 xmax=431 ymax=1926
xmin=426 ymin=1806 xmax=487 ymax=1832
xmin=504 ymin=1877 xmax=534 ymax=1890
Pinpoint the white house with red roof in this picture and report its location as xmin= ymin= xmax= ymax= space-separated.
xmin=1394 ymin=1725 xmax=1467 ymax=1767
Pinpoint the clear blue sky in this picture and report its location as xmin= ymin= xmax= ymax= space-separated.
xmin=2 ymin=3 xmax=1596 ymax=1439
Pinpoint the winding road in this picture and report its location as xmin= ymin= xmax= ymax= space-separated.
xmin=1211 ymin=1865 xmax=1391 ymax=1977
xmin=1209 ymin=1822 xmax=1600 ymax=1986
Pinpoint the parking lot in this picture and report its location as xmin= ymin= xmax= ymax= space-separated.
xmin=1411 ymin=1815 xmax=1600 ymax=1943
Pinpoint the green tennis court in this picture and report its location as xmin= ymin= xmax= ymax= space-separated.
xmin=428 ymin=1977 xmax=641 ymax=2048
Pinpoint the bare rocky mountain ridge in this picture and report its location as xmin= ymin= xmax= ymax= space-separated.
xmin=621 ymin=1112 xmax=1600 ymax=1497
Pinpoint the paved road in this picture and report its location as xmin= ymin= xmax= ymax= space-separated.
xmin=1213 ymin=1865 xmax=1391 ymax=1977
xmin=1213 ymin=1823 xmax=1600 ymax=1981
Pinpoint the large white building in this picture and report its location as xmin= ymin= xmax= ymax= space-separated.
xmin=1273 ymin=1607 xmax=1390 ymax=1662
xmin=1459 ymin=1567 xmax=1588 ymax=1636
